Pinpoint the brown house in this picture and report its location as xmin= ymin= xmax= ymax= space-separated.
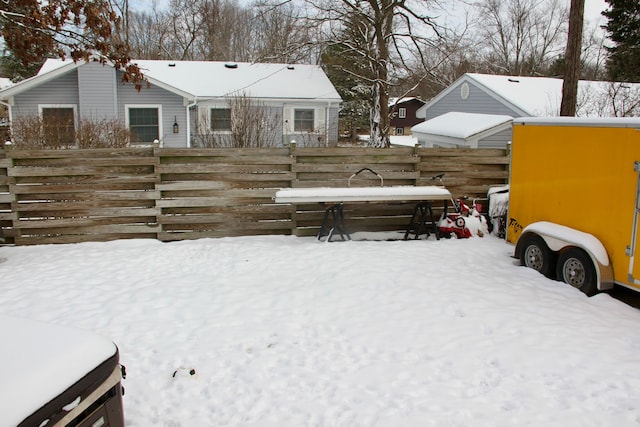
xmin=389 ymin=97 xmax=425 ymax=135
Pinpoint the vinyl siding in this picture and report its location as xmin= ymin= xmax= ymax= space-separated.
xmin=78 ymin=62 xmax=117 ymax=119
xmin=426 ymin=81 xmax=522 ymax=120
xmin=12 ymin=71 xmax=80 ymax=117
xmin=478 ymin=127 xmax=513 ymax=149
xmin=117 ymin=72 xmax=187 ymax=148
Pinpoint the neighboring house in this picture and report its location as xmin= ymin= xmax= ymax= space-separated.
xmin=0 ymin=77 xmax=13 ymax=142
xmin=0 ymin=59 xmax=342 ymax=148
xmin=411 ymin=112 xmax=513 ymax=148
xmin=417 ymin=73 xmax=640 ymax=120
xmin=411 ymin=73 xmax=640 ymax=149
xmin=389 ymin=97 xmax=425 ymax=135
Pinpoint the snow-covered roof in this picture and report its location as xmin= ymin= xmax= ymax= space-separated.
xmin=389 ymin=97 xmax=423 ymax=106
xmin=0 ymin=77 xmax=13 ymax=90
xmin=1 ymin=59 xmax=342 ymax=103
xmin=412 ymin=112 xmax=513 ymax=139
xmin=389 ymin=135 xmax=419 ymax=147
xmin=422 ymin=73 xmax=640 ymax=118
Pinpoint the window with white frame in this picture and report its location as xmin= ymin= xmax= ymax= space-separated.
xmin=294 ymin=109 xmax=315 ymax=132
xmin=210 ymin=108 xmax=231 ymax=131
xmin=395 ymin=127 xmax=404 ymax=135
xmin=40 ymin=105 xmax=76 ymax=146
xmin=127 ymin=106 xmax=161 ymax=143
xmin=398 ymin=107 xmax=406 ymax=119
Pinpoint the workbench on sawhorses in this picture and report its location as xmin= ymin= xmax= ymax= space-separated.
xmin=274 ymin=186 xmax=453 ymax=241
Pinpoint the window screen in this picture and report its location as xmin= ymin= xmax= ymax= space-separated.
xmin=211 ymin=108 xmax=231 ymax=131
xmin=294 ymin=109 xmax=314 ymax=132
xmin=129 ymin=108 xmax=159 ymax=143
xmin=41 ymin=107 xmax=75 ymax=145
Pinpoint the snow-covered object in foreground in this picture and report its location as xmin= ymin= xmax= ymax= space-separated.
xmin=0 ymin=315 xmax=124 ymax=427
xmin=487 ymin=185 xmax=509 ymax=237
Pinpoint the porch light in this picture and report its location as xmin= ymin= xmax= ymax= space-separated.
xmin=173 ymin=116 xmax=179 ymax=134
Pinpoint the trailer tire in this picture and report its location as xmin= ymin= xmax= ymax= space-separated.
xmin=520 ymin=234 xmax=555 ymax=278
xmin=556 ymin=248 xmax=598 ymax=296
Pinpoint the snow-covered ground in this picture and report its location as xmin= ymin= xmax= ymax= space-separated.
xmin=1 ymin=234 xmax=639 ymax=426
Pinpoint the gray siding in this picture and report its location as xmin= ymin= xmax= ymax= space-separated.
xmin=426 ymin=82 xmax=521 ymax=120
xmin=117 ymin=72 xmax=188 ymax=148
xmin=283 ymin=106 xmax=340 ymax=147
xmin=78 ymin=62 xmax=117 ymax=119
xmin=12 ymin=71 xmax=80 ymax=117
xmin=478 ymin=127 xmax=513 ymax=149
xmin=328 ymin=106 xmax=339 ymax=144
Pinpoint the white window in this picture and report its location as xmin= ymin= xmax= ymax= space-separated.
xmin=398 ymin=108 xmax=406 ymax=119
xmin=395 ymin=127 xmax=404 ymax=135
xmin=294 ymin=109 xmax=315 ymax=132
xmin=210 ymin=108 xmax=232 ymax=131
xmin=126 ymin=105 xmax=162 ymax=144
xmin=39 ymin=104 xmax=77 ymax=146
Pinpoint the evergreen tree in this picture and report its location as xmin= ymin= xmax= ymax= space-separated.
xmin=320 ymin=15 xmax=373 ymax=142
xmin=602 ymin=0 xmax=640 ymax=82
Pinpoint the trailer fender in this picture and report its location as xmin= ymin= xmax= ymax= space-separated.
xmin=515 ymin=221 xmax=615 ymax=290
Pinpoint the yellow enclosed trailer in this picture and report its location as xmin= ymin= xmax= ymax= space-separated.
xmin=507 ymin=117 xmax=640 ymax=295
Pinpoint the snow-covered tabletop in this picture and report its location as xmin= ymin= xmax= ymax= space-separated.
xmin=0 ymin=315 xmax=117 ymax=426
xmin=274 ymin=186 xmax=452 ymax=203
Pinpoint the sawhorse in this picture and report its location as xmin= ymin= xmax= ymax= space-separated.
xmin=404 ymin=201 xmax=440 ymax=240
xmin=318 ymin=203 xmax=351 ymax=241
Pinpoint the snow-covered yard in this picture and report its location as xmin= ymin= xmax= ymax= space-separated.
xmin=1 ymin=235 xmax=639 ymax=426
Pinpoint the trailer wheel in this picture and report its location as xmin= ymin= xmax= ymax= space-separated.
xmin=520 ymin=234 xmax=555 ymax=278
xmin=556 ymin=248 xmax=598 ymax=296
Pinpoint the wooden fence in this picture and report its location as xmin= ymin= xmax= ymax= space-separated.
xmin=0 ymin=145 xmax=509 ymax=245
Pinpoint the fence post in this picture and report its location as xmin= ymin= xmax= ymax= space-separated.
xmin=153 ymin=146 xmax=161 ymax=241
xmin=3 ymin=145 xmax=17 ymax=244
xmin=288 ymin=142 xmax=298 ymax=236
xmin=413 ymin=143 xmax=421 ymax=186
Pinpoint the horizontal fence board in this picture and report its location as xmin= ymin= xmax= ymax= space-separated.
xmin=9 ymin=166 xmax=155 ymax=177
xmin=0 ymin=146 xmax=509 ymax=245
xmin=13 ymin=216 xmax=158 ymax=229
xmin=158 ymin=164 xmax=291 ymax=173
xmin=14 ymin=191 xmax=160 ymax=202
xmin=6 ymin=148 xmax=155 ymax=159
xmin=15 ymin=233 xmax=158 ymax=245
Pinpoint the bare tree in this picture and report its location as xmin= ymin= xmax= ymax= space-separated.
xmin=128 ymin=8 xmax=171 ymax=59
xmin=251 ymin=1 xmax=318 ymax=63
xmin=10 ymin=114 xmax=133 ymax=148
xmin=194 ymin=94 xmax=282 ymax=148
xmin=473 ymin=0 xmax=569 ymax=76
xmin=301 ymin=0 xmax=441 ymax=147
xmin=578 ymin=82 xmax=640 ymax=117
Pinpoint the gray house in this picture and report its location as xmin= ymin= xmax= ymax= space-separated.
xmin=412 ymin=73 xmax=640 ymax=149
xmin=0 ymin=59 xmax=342 ymax=147
xmin=418 ymin=73 xmax=640 ymax=120
xmin=411 ymin=112 xmax=512 ymax=148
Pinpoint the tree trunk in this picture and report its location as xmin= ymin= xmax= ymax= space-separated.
xmin=560 ymin=0 xmax=585 ymax=116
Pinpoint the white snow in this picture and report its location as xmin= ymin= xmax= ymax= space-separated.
xmin=1 ymin=235 xmax=639 ymax=426
xmin=32 ymin=59 xmax=342 ymax=101
xmin=274 ymin=186 xmax=452 ymax=203
xmin=464 ymin=74 xmax=640 ymax=117
xmin=411 ymin=112 xmax=513 ymax=140
xmin=0 ymin=315 xmax=116 ymax=426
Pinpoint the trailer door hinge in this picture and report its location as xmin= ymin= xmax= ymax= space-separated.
xmin=635 ymin=161 xmax=640 ymax=172
xmin=626 ymin=246 xmax=632 ymax=256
